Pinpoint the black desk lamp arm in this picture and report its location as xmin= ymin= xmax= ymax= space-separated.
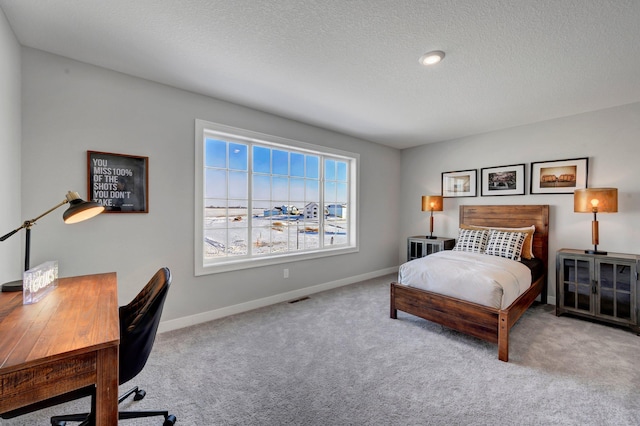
xmin=0 ymin=198 xmax=70 ymax=270
xmin=0 ymin=199 xmax=69 ymax=241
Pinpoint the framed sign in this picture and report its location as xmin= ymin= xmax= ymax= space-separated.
xmin=481 ymin=163 xmax=526 ymax=196
xmin=442 ymin=169 xmax=477 ymax=198
xmin=530 ymin=157 xmax=588 ymax=194
xmin=87 ymin=151 xmax=148 ymax=212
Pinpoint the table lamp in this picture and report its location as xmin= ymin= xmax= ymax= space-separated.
xmin=574 ymin=188 xmax=618 ymax=255
xmin=422 ymin=195 xmax=443 ymax=239
xmin=1 ymin=191 xmax=105 ymax=292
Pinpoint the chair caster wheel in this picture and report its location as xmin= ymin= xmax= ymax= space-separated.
xmin=52 ymin=422 xmax=66 ymax=426
xmin=163 ymin=414 xmax=177 ymax=425
xmin=134 ymin=389 xmax=146 ymax=401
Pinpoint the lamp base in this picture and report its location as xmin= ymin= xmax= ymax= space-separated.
xmin=425 ymin=235 xmax=438 ymax=239
xmin=585 ymin=249 xmax=607 ymax=256
xmin=1 ymin=279 xmax=23 ymax=292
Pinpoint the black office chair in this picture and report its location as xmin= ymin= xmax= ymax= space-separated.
xmin=1 ymin=267 xmax=176 ymax=426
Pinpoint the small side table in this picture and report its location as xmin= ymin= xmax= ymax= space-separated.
xmin=407 ymin=236 xmax=455 ymax=261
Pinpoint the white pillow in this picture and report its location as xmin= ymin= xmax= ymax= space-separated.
xmin=485 ymin=230 xmax=527 ymax=261
xmin=452 ymin=229 xmax=489 ymax=253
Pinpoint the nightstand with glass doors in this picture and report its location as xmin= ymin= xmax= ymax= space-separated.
xmin=407 ymin=236 xmax=455 ymax=262
xmin=556 ymin=248 xmax=639 ymax=333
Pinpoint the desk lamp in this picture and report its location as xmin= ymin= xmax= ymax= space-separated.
xmin=574 ymin=188 xmax=618 ymax=255
xmin=1 ymin=191 xmax=104 ymax=292
xmin=422 ymin=195 xmax=443 ymax=239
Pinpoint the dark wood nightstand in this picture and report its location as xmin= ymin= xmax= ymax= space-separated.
xmin=556 ymin=248 xmax=639 ymax=333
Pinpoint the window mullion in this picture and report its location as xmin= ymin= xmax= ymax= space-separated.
xmin=248 ymin=144 xmax=254 ymax=257
xmin=226 ymin=142 xmax=231 ymax=260
xmin=319 ymin=156 xmax=325 ymax=249
xmin=346 ymin=161 xmax=351 ymax=246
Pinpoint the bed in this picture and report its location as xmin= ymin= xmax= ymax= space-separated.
xmin=390 ymin=204 xmax=549 ymax=362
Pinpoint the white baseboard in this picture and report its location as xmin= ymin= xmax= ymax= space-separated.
xmin=158 ymin=266 xmax=398 ymax=333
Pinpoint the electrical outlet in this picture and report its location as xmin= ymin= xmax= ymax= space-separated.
xmin=283 ymin=268 xmax=289 ymax=279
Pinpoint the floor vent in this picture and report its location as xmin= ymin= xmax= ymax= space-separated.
xmin=288 ymin=296 xmax=310 ymax=304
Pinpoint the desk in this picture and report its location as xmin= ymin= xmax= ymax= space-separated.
xmin=0 ymin=273 xmax=119 ymax=424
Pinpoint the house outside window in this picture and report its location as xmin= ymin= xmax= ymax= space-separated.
xmin=195 ymin=120 xmax=358 ymax=274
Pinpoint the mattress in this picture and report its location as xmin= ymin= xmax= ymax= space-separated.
xmin=397 ymin=251 xmax=533 ymax=309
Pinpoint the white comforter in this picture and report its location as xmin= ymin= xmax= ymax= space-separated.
xmin=397 ymin=251 xmax=532 ymax=309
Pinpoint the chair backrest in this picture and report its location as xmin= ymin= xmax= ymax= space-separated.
xmin=118 ymin=267 xmax=171 ymax=384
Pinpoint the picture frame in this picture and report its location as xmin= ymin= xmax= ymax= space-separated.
xmin=530 ymin=157 xmax=588 ymax=194
xmin=480 ymin=163 xmax=526 ymax=196
xmin=442 ymin=169 xmax=477 ymax=198
xmin=87 ymin=151 xmax=149 ymax=213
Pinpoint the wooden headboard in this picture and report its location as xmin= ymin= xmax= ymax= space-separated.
xmin=459 ymin=205 xmax=549 ymax=268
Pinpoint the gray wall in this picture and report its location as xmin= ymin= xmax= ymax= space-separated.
xmin=400 ymin=103 xmax=640 ymax=303
xmin=19 ymin=47 xmax=401 ymax=329
xmin=0 ymin=8 xmax=21 ymax=284
xmin=9 ymin=37 xmax=640 ymax=327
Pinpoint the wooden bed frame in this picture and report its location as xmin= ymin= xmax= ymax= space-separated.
xmin=390 ymin=205 xmax=549 ymax=362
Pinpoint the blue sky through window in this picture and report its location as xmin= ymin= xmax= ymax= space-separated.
xmin=229 ymin=143 xmax=247 ymax=171
xmin=251 ymin=145 xmax=321 ymax=208
xmin=202 ymin=131 xmax=352 ymax=263
xmin=206 ymin=139 xmax=346 ymax=208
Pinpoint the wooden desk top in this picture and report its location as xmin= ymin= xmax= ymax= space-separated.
xmin=0 ymin=272 xmax=120 ymax=373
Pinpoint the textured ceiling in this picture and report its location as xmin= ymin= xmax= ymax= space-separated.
xmin=2 ymin=0 xmax=640 ymax=149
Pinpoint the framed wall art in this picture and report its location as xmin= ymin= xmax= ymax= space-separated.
xmin=530 ymin=157 xmax=588 ymax=194
xmin=442 ymin=169 xmax=477 ymax=198
xmin=480 ymin=163 xmax=525 ymax=196
xmin=87 ymin=151 xmax=149 ymax=213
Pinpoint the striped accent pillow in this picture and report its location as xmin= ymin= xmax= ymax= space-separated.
xmin=485 ymin=230 xmax=527 ymax=261
xmin=452 ymin=229 xmax=489 ymax=253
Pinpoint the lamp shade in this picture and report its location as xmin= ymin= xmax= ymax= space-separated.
xmin=422 ymin=195 xmax=443 ymax=212
xmin=574 ymin=188 xmax=618 ymax=213
xmin=63 ymin=191 xmax=105 ymax=224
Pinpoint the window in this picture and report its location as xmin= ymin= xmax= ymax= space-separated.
xmin=195 ymin=120 xmax=358 ymax=274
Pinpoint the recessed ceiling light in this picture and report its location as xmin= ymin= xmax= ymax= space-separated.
xmin=419 ymin=50 xmax=445 ymax=66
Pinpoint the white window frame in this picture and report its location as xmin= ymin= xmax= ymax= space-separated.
xmin=195 ymin=119 xmax=359 ymax=275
